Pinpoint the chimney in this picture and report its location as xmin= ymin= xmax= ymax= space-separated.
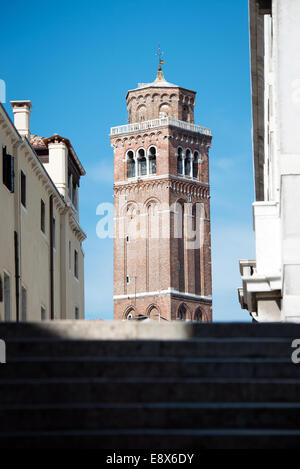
xmin=10 ymin=100 xmax=32 ymax=139
xmin=43 ymin=134 xmax=69 ymax=199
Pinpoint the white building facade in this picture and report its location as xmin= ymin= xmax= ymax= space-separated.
xmin=0 ymin=101 xmax=86 ymax=321
xmin=239 ymin=0 xmax=300 ymax=322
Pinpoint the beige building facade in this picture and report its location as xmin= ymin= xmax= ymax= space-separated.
xmin=239 ymin=0 xmax=300 ymax=322
xmin=0 ymin=101 xmax=86 ymax=322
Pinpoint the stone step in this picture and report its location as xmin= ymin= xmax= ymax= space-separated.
xmin=1 ymin=402 xmax=300 ymax=433
xmin=5 ymin=338 xmax=293 ymax=359
xmin=1 ymin=321 xmax=300 ymax=341
xmin=0 ymin=428 xmax=300 ymax=449
xmin=0 ymin=378 xmax=299 ymax=405
xmin=0 ymin=358 xmax=299 ymax=379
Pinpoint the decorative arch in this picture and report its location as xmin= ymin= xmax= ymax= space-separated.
xmin=137 ymin=148 xmax=147 ymax=176
xmin=177 ymin=147 xmax=184 ymax=176
xmin=144 ymin=196 xmax=161 ymax=209
xmin=121 ymin=200 xmax=138 ymax=217
xmin=159 ymin=103 xmax=170 ymax=118
xmin=193 ymin=151 xmax=199 ymax=179
xmin=124 ymin=305 xmax=138 ymax=320
xmin=194 ymin=307 xmax=209 ymax=323
xmin=177 ymin=303 xmax=187 ymax=321
xmin=136 ymin=104 xmax=147 ymax=122
xmin=194 ymin=307 xmax=203 ymax=322
xmin=126 ymin=149 xmax=136 ymax=179
xmin=185 ymin=148 xmax=192 ymax=177
xmin=147 ymin=304 xmax=162 ymax=321
xmin=148 ymin=145 xmax=157 ymax=175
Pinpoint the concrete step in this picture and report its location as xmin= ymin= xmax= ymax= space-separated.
xmin=0 ymin=428 xmax=300 ymax=449
xmin=1 ymin=321 xmax=300 ymax=341
xmin=0 ymin=378 xmax=300 ymax=405
xmin=5 ymin=338 xmax=293 ymax=359
xmin=0 ymin=358 xmax=299 ymax=379
xmin=1 ymin=403 xmax=300 ymax=433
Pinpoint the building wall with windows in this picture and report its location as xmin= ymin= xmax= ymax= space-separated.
xmin=0 ymin=101 xmax=86 ymax=322
xmin=239 ymin=0 xmax=300 ymax=322
xmin=112 ymin=68 xmax=212 ymax=322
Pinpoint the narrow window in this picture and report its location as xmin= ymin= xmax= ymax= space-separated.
xmin=177 ymin=148 xmax=183 ymax=176
xmin=21 ymin=287 xmax=27 ymax=321
xmin=75 ymin=307 xmax=79 ymax=320
xmin=177 ymin=304 xmax=187 ymax=321
xmin=127 ymin=151 xmax=135 ymax=178
xmin=4 ymin=273 xmax=11 ymax=321
xmin=148 ymin=147 xmax=157 ymax=175
xmin=68 ymin=174 xmax=72 ymax=200
xmin=74 ymin=250 xmax=79 ymax=279
xmin=185 ymin=150 xmax=191 ymax=177
xmin=137 ymin=149 xmax=147 ymax=177
xmin=126 ymin=275 xmax=130 ymax=285
xmin=41 ymin=306 xmax=46 ymax=321
xmin=69 ymin=241 xmax=71 ymax=270
xmin=193 ymin=151 xmax=199 ymax=179
xmin=41 ymin=200 xmax=46 ymax=234
xmin=2 ymin=146 xmax=14 ymax=192
xmin=21 ymin=171 xmax=26 ymax=207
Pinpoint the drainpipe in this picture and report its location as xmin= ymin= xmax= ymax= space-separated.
xmin=49 ymin=195 xmax=54 ymax=320
xmin=14 ymin=231 xmax=20 ymax=322
xmin=13 ymin=139 xmax=23 ymax=322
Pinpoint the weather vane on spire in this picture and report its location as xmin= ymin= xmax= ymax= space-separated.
xmin=156 ymin=44 xmax=165 ymax=70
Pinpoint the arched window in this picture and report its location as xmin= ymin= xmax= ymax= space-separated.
xmin=177 ymin=147 xmax=183 ymax=175
xmin=193 ymin=151 xmax=199 ymax=179
xmin=148 ymin=305 xmax=160 ymax=321
xmin=125 ymin=307 xmax=136 ymax=320
xmin=177 ymin=303 xmax=187 ymax=321
xmin=148 ymin=146 xmax=157 ymax=175
xmin=127 ymin=150 xmax=135 ymax=178
xmin=194 ymin=307 xmax=203 ymax=322
xmin=137 ymin=105 xmax=147 ymax=122
xmin=137 ymin=148 xmax=147 ymax=177
xmin=159 ymin=104 xmax=169 ymax=118
xmin=185 ymin=149 xmax=192 ymax=177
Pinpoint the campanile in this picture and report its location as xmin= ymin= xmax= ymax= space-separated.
xmin=111 ymin=62 xmax=213 ymax=322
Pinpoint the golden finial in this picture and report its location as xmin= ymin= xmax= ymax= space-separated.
xmin=156 ymin=44 xmax=165 ymax=70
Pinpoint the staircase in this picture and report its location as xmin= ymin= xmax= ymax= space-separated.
xmin=0 ymin=321 xmax=300 ymax=449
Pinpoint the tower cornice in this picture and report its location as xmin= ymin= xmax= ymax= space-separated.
xmin=110 ymin=117 xmax=212 ymax=138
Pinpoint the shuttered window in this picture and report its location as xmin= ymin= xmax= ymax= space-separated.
xmin=2 ymin=146 xmax=14 ymax=193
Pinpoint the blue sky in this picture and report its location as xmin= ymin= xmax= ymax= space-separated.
xmin=1 ymin=0 xmax=255 ymax=321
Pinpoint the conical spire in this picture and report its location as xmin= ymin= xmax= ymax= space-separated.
xmin=154 ymin=64 xmax=167 ymax=83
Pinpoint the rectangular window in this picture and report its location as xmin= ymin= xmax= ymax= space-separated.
xmin=41 ymin=306 xmax=46 ymax=321
xmin=21 ymin=171 xmax=26 ymax=207
xmin=72 ymin=182 xmax=78 ymax=210
xmin=74 ymin=250 xmax=78 ymax=279
xmin=2 ymin=146 xmax=14 ymax=193
xmin=41 ymin=200 xmax=45 ymax=234
xmin=4 ymin=273 xmax=11 ymax=321
xmin=21 ymin=287 xmax=27 ymax=322
xmin=126 ymin=275 xmax=130 ymax=285
xmin=69 ymin=241 xmax=71 ymax=270
xmin=75 ymin=307 xmax=79 ymax=320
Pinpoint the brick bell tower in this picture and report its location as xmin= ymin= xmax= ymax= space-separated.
xmin=111 ymin=60 xmax=213 ymax=322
